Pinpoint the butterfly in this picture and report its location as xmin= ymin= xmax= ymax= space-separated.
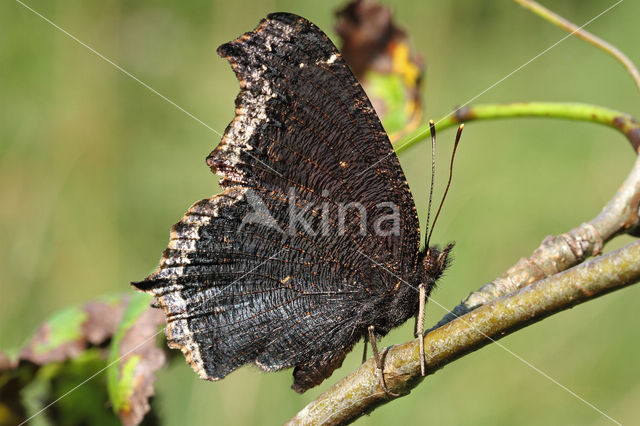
xmin=132 ymin=12 xmax=455 ymax=394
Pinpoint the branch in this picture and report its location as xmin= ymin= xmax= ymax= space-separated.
xmin=514 ymin=0 xmax=640 ymax=93
xmin=287 ymin=240 xmax=640 ymax=425
xmin=394 ymin=102 xmax=640 ymax=153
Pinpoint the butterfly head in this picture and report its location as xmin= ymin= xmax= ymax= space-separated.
xmin=420 ymin=242 xmax=454 ymax=284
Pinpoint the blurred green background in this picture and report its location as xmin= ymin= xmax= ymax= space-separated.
xmin=2 ymin=0 xmax=639 ymax=424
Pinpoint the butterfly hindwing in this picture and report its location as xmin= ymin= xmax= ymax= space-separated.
xmin=135 ymin=187 xmax=368 ymax=389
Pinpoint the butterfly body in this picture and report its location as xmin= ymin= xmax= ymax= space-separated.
xmin=133 ymin=12 xmax=451 ymax=393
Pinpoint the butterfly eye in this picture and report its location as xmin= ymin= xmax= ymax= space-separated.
xmin=422 ymin=248 xmax=440 ymax=273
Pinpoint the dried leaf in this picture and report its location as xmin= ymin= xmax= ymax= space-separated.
xmin=335 ymin=0 xmax=424 ymax=141
xmin=0 ymin=350 xmax=17 ymax=371
xmin=0 ymin=295 xmax=165 ymax=424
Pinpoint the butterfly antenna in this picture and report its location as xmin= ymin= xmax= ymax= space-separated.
xmin=424 ymin=120 xmax=437 ymax=247
xmin=426 ymin=123 xmax=464 ymax=248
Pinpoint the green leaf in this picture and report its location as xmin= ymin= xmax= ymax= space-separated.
xmin=107 ymin=292 xmax=165 ymax=425
xmin=366 ymin=71 xmax=411 ymax=137
xmin=32 ymin=306 xmax=88 ymax=355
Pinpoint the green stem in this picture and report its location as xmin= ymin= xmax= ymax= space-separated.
xmin=395 ymin=102 xmax=640 ymax=153
xmin=513 ymin=0 xmax=640 ymax=93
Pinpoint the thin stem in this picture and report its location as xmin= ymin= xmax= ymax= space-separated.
xmin=514 ymin=0 xmax=640 ymax=93
xmin=395 ymin=102 xmax=640 ymax=153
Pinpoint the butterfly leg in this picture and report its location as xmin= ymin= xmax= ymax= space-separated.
xmin=368 ymin=325 xmax=399 ymax=397
xmin=417 ymin=283 xmax=427 ymax=376
xmin=362 ymin=332 xmax=368 ymax=364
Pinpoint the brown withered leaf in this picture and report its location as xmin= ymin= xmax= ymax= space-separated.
xmin=0 ymin=350 xmax=17 ymax=371
xmin=336 ymin=0 xmax=407 ymax=77
xmin=335 ymin=0 xmax=424 ymax=141
xmin=107 ymin=293 xmax=165 ymax=426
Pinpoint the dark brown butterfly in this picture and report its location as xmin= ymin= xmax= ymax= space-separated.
xmin=132 ymin=12 xmax=455 ymax=393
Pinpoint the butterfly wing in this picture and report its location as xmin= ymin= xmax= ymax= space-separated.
xmin=133 ymin=12 xmax=420 ymax=392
